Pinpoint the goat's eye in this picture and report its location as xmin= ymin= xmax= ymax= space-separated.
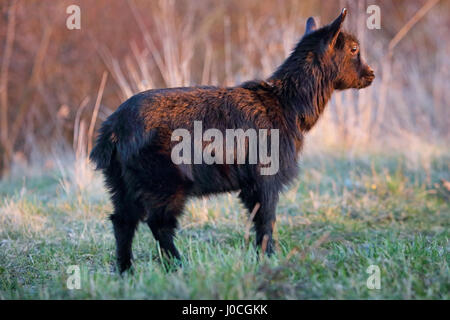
xmin=350 ymin=46 xmax=359 ymax=54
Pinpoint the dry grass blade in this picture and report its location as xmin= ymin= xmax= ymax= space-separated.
xmin=73 ymin=97 xmax=91 ymax=151
xmin=244 ymin=202 xmax=260 ymax=244
xmin=87 ymin=72 xmax=108 ymax=154
xmin=300 ymin=231 xmax=331 ymax=261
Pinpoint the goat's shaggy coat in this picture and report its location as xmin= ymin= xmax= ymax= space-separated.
xmin=90 ymin=9 xmax=374 ymax=273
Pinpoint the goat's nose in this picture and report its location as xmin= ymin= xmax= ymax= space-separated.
xmin=367 ymin=66 xmax=374 ymax=75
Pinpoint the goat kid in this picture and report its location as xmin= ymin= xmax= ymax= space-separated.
xmin=90 ymin=8 xmax=374 ymax=273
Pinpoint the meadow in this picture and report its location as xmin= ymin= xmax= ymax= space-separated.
xmin=1 ymin=151 xmax=448 ymax=299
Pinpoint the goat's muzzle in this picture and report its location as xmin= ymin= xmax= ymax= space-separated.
xmin=359 ymin=66 xmax=375 ymax=88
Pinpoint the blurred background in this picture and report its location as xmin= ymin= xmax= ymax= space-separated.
xmin=0 ymin=0 xmax=448 ymax=177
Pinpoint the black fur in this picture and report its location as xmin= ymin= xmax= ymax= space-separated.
xmin=90 ymin=9 xmax=374 ymax=273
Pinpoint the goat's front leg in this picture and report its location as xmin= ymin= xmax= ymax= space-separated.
xmin=254 ymin=195 xmax=278 ymax=255
xmin=239 ymin=188 xmax=278 ymax=255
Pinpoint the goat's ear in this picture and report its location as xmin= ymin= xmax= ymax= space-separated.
xmin=304 ymin=17 xmax=318 ymax=35
xmin=325 ymin=8 xmax=347 ymax=48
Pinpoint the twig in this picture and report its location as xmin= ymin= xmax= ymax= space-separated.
xmin=387 ymin=0 xmax=441 ymax=57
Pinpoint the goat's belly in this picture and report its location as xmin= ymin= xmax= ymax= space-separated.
xmin=187 ymin=164 xmax=242 ymax=196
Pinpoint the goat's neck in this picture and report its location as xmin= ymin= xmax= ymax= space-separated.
xmin=268 ymin=67 xmax=335 ymax=132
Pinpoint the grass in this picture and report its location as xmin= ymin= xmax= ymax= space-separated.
xmin=0 ymin=153 xmax=448 ymax=299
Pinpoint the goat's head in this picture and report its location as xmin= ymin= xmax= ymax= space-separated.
xmin=301 ymin=8 xmax=375 ymax=90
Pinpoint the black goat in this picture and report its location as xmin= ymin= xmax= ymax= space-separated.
xmin=90 ymin=8 xmax=374 ymax=273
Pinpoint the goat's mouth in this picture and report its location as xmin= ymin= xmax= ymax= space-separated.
xmin=358 ymin=73 xmax=375 ymax=89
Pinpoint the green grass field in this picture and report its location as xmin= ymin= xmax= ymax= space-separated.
xmin=0 ymin=153 xmax=448 ymax=299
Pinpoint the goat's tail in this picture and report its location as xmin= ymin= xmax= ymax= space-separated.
xmin=89 ymin=122 xmax=116 ymax=170
xmin=89 ymin=115 xmax=157 ymax=170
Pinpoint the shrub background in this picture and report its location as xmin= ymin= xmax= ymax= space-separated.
xmin=0 ymin=0 xmax=449 ymax=176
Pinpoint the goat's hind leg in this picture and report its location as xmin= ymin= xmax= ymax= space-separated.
xmin=129 ymin=147 xmax=187 ymax=268
xmin=110 ymin=205 xmax=139 ymax=274
xmin=144 ymin=192 xmax=186 ymax=266
xmin=104 ymin=165 xmax=140 ymax=274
